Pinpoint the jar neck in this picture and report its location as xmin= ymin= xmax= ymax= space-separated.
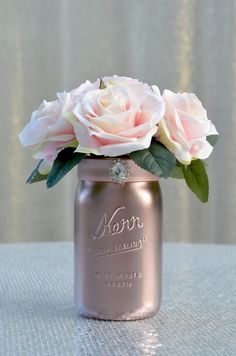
xmin=77 ymin=157 xmax=159 ymax=183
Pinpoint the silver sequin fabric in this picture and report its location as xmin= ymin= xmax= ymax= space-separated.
xmin=0 ymin=242 xmax=235 ymax=355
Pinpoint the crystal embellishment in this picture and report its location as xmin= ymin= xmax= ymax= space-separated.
xmin=109 ymin=159 xmax=129 ymax=184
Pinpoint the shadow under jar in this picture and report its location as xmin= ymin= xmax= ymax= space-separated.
xmin=74 ymin=157 xmax=162 ymax=320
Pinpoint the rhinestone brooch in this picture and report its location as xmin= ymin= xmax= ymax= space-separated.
xmin=109 ymin=159 xmax=129 ymax=184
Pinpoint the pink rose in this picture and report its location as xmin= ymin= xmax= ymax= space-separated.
xmin=70 ymin=79 xmax=100 ymax=105
xmin=19 ymin=92 xmax=76 ymax=174
xmin=156 ymin=89 xmax=218 ymax=164
xmin=70 ymin=76 xmax=165 ymax=156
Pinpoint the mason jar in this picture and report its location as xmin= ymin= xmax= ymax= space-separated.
xmin=74 ymin=157 xmax=162 ymax=320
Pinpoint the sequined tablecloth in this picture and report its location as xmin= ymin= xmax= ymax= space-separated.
xmin=0 ymin=242 xmax=235 ymax=356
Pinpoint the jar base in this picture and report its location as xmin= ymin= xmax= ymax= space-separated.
xmin=75 ymin=304 xmax=160 ymax=321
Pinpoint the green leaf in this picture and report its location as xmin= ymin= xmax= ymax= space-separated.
xmin=182 ymin=159 xmax=209 ymax=203
xmin=130 ymin=142 xmax=176 ymax=178
xmin=207 ymin=135 xmax=219 ymax=147
xmin=26 ymin=160 xmax=48 ymax=184
xmin=171 ymin=165 xmax=184 ymax=179
xmin=99 ymin=79 xmax=106 ymax=89
xmin=171 ymin=160 xmax=185 ymax=179
xmin=46 ymin=148 xmax=85 ymax=188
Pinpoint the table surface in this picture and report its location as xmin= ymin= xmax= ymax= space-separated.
xmin=0 ymin=242 xmax=236 ymax=356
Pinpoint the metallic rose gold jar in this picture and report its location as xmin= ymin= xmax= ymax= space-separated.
xmin=74 ymin=158 xmax=162 ymax=320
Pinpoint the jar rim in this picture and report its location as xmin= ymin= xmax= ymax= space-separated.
xmin=77 ymin=157 xmax=159 ymax=183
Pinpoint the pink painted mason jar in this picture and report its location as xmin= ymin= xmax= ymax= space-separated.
xmin=74 ymin=157 xmax=162 ymax=320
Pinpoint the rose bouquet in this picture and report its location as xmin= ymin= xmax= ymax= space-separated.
xmin=19 ymin=75 xmax=218 ymax=202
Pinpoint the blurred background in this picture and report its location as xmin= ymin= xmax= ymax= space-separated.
xmin=0 ymin=0 xmax=234 ymax=244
